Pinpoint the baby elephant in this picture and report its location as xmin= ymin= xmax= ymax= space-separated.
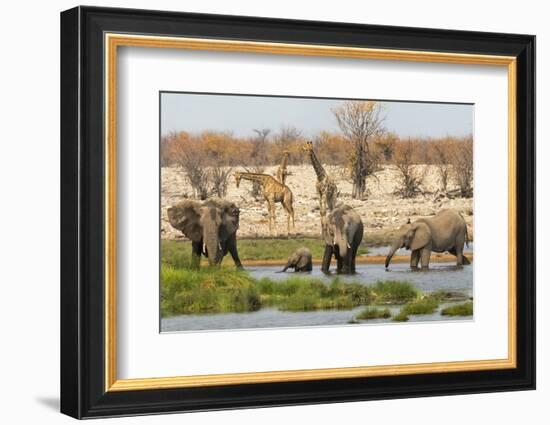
xmin=280 ymin=247 xmax=313 ymax=272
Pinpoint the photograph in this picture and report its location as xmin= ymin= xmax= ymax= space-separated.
xmin=160 ymin=93 xmax=475 ymax=332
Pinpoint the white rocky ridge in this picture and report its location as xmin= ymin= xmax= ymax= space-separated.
xmin=161 ymin=165 xmax=473 ymax=241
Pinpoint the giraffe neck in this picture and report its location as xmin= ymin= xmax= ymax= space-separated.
xmin=239 ymin=173 xmax=270 ymax=184
xmin=280 ymin=153 xmax=289 ymax=170
xmin=307 ymin=150 xmax=326 ymax=180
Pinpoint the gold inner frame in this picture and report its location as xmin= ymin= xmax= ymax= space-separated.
xmin=104 ymin=33 xmax=517 ymax=392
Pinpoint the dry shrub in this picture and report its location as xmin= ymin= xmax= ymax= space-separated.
xmin=160 ymin=128 xmax=473 ymax=199
xmin=172 ymin=139 xmax=210 ymax=199
xmin=393 ymin=138 xmax=427 ymax=198
xmin=431 ymin=138 xmax=453 ymax=192
xmin=374 ymin=132 xmax=398 ymax=163
xmin=314 ymin=131 xmax=348 ymax=165
xmin=448 ymin=136 xmax=473 ymax=197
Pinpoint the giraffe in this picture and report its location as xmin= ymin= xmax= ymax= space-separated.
xmin=234 ymin=171 xmax=295 ymax=235
xmin=302 ymin=141 xmax=338 ymax=233
xmin=276 ymin=150 xmax=290 ymax=185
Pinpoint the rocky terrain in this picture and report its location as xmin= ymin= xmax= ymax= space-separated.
xmin=161 ymin=165 xmax=473 ymax=243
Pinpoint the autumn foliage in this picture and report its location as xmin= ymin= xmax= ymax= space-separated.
xmin=161 ymin=127 xmax=473 ymax=200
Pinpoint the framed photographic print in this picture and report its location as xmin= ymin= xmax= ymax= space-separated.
xmin=60 ymin=6 xmax=536 ymax=419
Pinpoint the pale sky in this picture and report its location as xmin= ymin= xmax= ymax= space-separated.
xmin=160 ymin=92 xmax=473 ymax=139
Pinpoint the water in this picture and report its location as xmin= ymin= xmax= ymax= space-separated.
xmin=161 ymin=261 xmax=473 ymax=333
xmin=247 ymin=262 xmax=472 ymax=294
xmin=161 ymin=303 xmax=465 ymax=332
xmin=365 ymin=242 xmax=474 ymax=257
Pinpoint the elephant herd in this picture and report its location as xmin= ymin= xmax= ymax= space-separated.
xmin=167 ymin=197 xmax=470 ymax=274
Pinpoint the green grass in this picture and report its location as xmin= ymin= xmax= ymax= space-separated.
xmin=161 ymin=240 xmax=195 ymax=269
xmin=371 ymin=280 xmax=418 ymax=304
xmin=426 ymin=290 xmax=470 ymax=302
xmin=355 ymin=307 xmax=392 ymax=320
xmin=441 ymin=301 xmax=473 ymax=316
xmin=390 ymin=297 xmax=440 ymax=323
xmin=401 ymin=298 xmax=439 ymax=315
xmin=160 ymin=265 xmax=261 ymax=316
xmin=256 ymin=277 xmax=374 ymax=311
xmin=392 ymin=311 xmax=409 ymax=322
xmin=161 ymin=240 xmax=449 ymax=318
xmin=161 ymin=238 xmax=369 ymax=263
xmin=160 ymin=257 xmax=422 ymax=317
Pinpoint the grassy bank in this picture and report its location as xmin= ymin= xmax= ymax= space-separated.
xmin=162 ymin=238 xmax=369 ymax=264
xmin=161 ymin=265 xmax=261 ymax=316
xmin=161 ymin=240 xmax=472 ymax=319
xmin=441 ymin=301 xmax=474 ymax=316
xmin=355 ymin=307 xmax=392 ymax=320
xmin=161 ymin=250 xmax=421 ymax=317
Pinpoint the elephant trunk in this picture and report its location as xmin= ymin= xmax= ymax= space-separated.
xmin=280 ymin=261 xmax=291 ymax=273
xmin=202 ymin=212 xmax=222 ymax=265
xmin=204 ymin=233 xmax=222 ymax=265
xmin=335 ymin=228 xmax=349 ymax=259
xmin=385 ymin=239 xmax=401 ymax=268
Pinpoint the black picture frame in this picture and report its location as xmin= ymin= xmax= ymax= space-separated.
xmin=61 ymin=5 xmax=535 ymax=419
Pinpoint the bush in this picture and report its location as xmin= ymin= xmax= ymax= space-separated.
xmin=260 ymin=277 xmax=374 ymax=312
xmin=160 ymin=265 xmax=260 ymax=316
xmin=401 ymin=298 xmax=439 ymax=315
xmin=448 ymin=137 xmax=473 ymax=198
xmin=392 ymin=138 xmax=426 ymax=198
xmin=441 ymin=301 xmax=473 ymax=316
xmin=355 ymin=307 xmax=392 ymax=320
xmin=372 ymin=280 xmax=418 ymax=304
xmin=392 ymin=311 xmax=409 ymax=322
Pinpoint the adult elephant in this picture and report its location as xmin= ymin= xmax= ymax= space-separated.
xmin=385 ymin=209 xmax=470 ymax=269
xmin=321 ymin=205 xmax=364 ymax=274
xmin=167 ymin=198 xmax=242 ymax=268
xmin=280 ymin=247 xmax=313 ymax=272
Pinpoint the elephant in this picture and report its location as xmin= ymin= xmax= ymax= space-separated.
xmin=385 ymin=209 xmax=470 ymax=269
xmin=321 ymin=205 xmax=364 ymax=274
xmin=167 ymin=198 xmax=242 ymax=268
xmin=280 ymin=247 xmax=313 ymax=272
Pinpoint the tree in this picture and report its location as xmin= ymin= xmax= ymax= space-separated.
xmin=200 ymin=132 xmax=235 ymax=198
xmin=172 ymin=140 xmax=210 ymax=200
xmin=314 ymin=131 xmax=348 ymax=165
xmin=449 ymin=136 xmax=474 ymax=197
xmin=432 ymin=140 xmax=452 ymax=192
xmin=244 ymin=128 xmax=271 ymax=199
xmin=332 ymin=101 xmax=385 ymax=198
xmin=249 ymin=128 xmax=271 ymax=167
xmin=393 ymin=138 xmax=426 ymax=198
xmin=209 ymin=166 xmax=232 ymax=197
xmin=273 ymin=126 xmax=304 ymax=164
xmin=375 ymin=132 xmax=398 ymax=162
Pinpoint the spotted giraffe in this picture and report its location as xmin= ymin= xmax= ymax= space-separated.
xmin=235 ymin=171 xmax=295 ymax=235
xmin=276 ymin=150 xmax=290 ymax=185
xmin=302 ymin=141 xmax=338 ymax=235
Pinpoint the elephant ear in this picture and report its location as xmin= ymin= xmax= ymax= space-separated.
xmin=167 ymin=200 xmax=202 ymax=240
xmin=410 ymin=222 xmax=431 ymax=251
xmin=321 ymin=215 xmax=333 ymax=245
xmin=217 ymin=201 xmax=240 ymax=240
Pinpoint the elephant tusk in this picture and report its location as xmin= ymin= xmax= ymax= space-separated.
xmin=203 ymin=243 xmax=207 ymax=253
xmin=347 ymin=242 xmax=351 ymax=249
xmin=218 ymin=242 xmax=222 ymax=250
